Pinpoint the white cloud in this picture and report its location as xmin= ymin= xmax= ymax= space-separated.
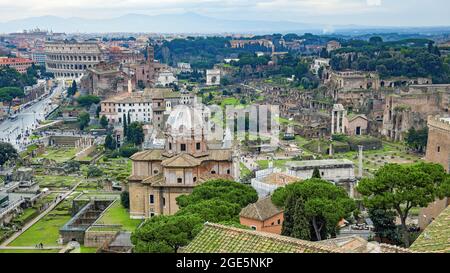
xmin=366 ymin=0 xmax=381 ymax=6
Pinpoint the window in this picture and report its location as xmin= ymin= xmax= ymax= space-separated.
xmin=438 ymin=146 xmax=441 ymax=153
xmin=150 ymin=212 xmax=155 ymax=217
xmin=169 ymin=143 xmax=172 ymax=150
xmin=162 ymin=197 xmax=166 ymax=207
xmin=277 ymin=219 xmax=281 ymax=225
xmin=250 ymin=226 xmax=257 ymax=230
xmin=227 ymin=169 xmax=231 ymax=175
xmin=196 ymin=142 xmax=201 ymax=150
xmin=180 ymin=144 xmax=186 ymax=151
xmin=211 ymin=170 xmax=216 ymax=174
xmin=149 ymin=195 xmax=154 ymax=204
xmin=153 ymin=170 xmax=159 ymax=175
xmin=177 ymin=178 xmax=183 ymax=183
xmin=193 ymin=177 xmax=197 ymax=182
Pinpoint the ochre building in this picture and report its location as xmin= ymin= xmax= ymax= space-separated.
xmin=128 ymin=105 xmax=239 ymax=219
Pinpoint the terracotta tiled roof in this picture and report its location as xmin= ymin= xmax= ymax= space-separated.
xmin=161 ymin=153 xmax=202 ymax=168
xmin=410 ymin=205 xmax=450 ymax=253
xmin=128 ymin=175 xmax=148 ymax=181
xmin=317 ymin=236 xmax=412 ymax=253
xmin=240 ymin=197 xmax=283 ymax=221
xmin=181 ymin=223 xmax=412 ymax=253
xmin=203 ymin=150 xmax=233 ymax=161
xmin=181 ymin=223 xmax=340 ymax=253
xmin=260 ymin=173 xmax=299 ymax=186
xmin=142 ymin=174 xmax=164 ymax=185
xmin=130 ymin=149 xmax=165 ymax=161
xmin=197 ymin=174 xmax=234 ymax=183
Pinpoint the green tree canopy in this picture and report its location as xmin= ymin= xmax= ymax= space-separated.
xmin=77 ymin=112 xmax=90 ymax=130
xmin=176 ymin=179 xmax=258 ymax=209
xmin=272 ymin=179 xmax=356 ymax=241
xmin=405 ymin=127 xmax=428 ymax=153
xmin=132 ymin=214 xmax=203 ymax=253
xmin=86 ymin=165 xmax=104 ymax=178
xmin=67 ymin=81 xmax=77 ymax=96
xmin=126 ymin=122 xmax=144 ymax=146
xmin=0 ymin=142 xmax=18 ymax=166
xmin=0 ymin=87 xmax=25 ymax=113
xmin=282 ymin=193 xmax=311 ymax=240
xmin=357 ymin=162 xmax=450 ymax=247
xmin=176 ymin=199 xmax=241 ymax=223
xmin=104 ymin=134 xmax=116 ymax=150
xmin=100 ymin=115 xmax=108 ymax=129
xmin=312 ymin=167 xmax=321 ymax=179
xmin=368 ymin=208 xmax=402 ymax=245
xmin=76 ymin=95 xmax=100 ymax=108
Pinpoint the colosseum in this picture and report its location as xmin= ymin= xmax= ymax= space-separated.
xmin=45 ymin=40 xmax=104 ymax=78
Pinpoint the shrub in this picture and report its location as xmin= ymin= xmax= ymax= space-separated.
xmin=119 ymin=144 xmax=139 ymax=158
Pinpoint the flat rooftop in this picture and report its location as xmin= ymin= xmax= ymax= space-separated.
xmin=286 ymin=159 xmax=354 ymax=169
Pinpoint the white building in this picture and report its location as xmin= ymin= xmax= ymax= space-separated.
xmin=176 ymin=62 xmax=193 ymax=73
xmin=206 ymin=69 xmax=221 ymax=86
xmin=311 ymin=58 xmax=330 ymax=75
xmin=286 ymin=159 xmax=357 ymax=197
xmin=286 ymin=159 xmax=355 ymax=182
xmin=156 ymin=69 xmax=178 ymax=87
xmin=224 ymin=58 xmax=240 ymax=64
xmin=251 ymin=167 xmax=299 ymax=198
xmin=100 ymin=92 xmax=153 ymax=125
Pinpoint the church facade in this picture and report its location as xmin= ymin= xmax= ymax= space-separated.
xmin=128 ymin=105 xmax=240 ymax=219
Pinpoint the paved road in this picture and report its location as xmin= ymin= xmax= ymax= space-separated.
xmin=0 ymin=81 xmax=64 ymax=151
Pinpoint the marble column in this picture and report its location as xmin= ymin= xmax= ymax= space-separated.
xmin=331 ymin=111 xmax=335 ymax=134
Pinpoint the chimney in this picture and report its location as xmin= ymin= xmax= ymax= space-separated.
xmin=358 ymin=145 xmax=364 ymax=178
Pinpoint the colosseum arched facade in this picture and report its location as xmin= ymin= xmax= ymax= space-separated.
xmin=45 ymin=40 xmax=103 ymax=79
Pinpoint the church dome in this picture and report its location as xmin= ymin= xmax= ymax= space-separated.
xmin=166 ymin=105 xmax=207 ymax=137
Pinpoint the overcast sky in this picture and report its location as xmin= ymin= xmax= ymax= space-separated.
xmin=0 ymin=0 xmax=448 ymax=27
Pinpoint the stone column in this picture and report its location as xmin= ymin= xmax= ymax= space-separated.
xmin=331 ymin=111 xmax=335 ymax=135
xmin=336 ymin=111 xmax=341 ymax=133
xmin=358 ymin=145 xmax=363 ymax=178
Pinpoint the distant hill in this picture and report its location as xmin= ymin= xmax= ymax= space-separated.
xmin=0 ymin=13 xmax=320 ymax=34
xmin=1 ymin=13 xmax=449 ymax=35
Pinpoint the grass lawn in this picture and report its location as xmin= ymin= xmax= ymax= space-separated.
xmin=240 ymin=163 xmax=252 ymax=178
xmin=78 ymin=246 xmax=98 ymax=253
xmin=334 ymin=141 xmax=423 ymax=175
xmin=35 ymin=175 xmax=81 ymax=190
xmin=14 ymin=208 xmax=38 ymax=224
xmin=9 ymin=198 xmax=73 ymax=247
xmin=257 ymin=159 xmax=291 ymax=170
xmin=0 ymin=248 xmax=60 ymax=253
xmin=220 ymin=97 xmax=240 ymax=107
xmin=97 ymin=157 xmax=132 ymax=183
xmin=33 ymin=147 xmax=77 ymax=163
xmin=95 ymin=201 xmax=142 ymax=232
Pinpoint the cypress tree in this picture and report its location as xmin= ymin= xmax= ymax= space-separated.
xmin=281 ymin=194 xmax=295 ymax=236
xmin=291 ymin=196 xmax=311 ymax=240
xmin=312 ymin=167 xmax=321 ymax=179
xmin=123 ymin=113 xmax=127 ymax=138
